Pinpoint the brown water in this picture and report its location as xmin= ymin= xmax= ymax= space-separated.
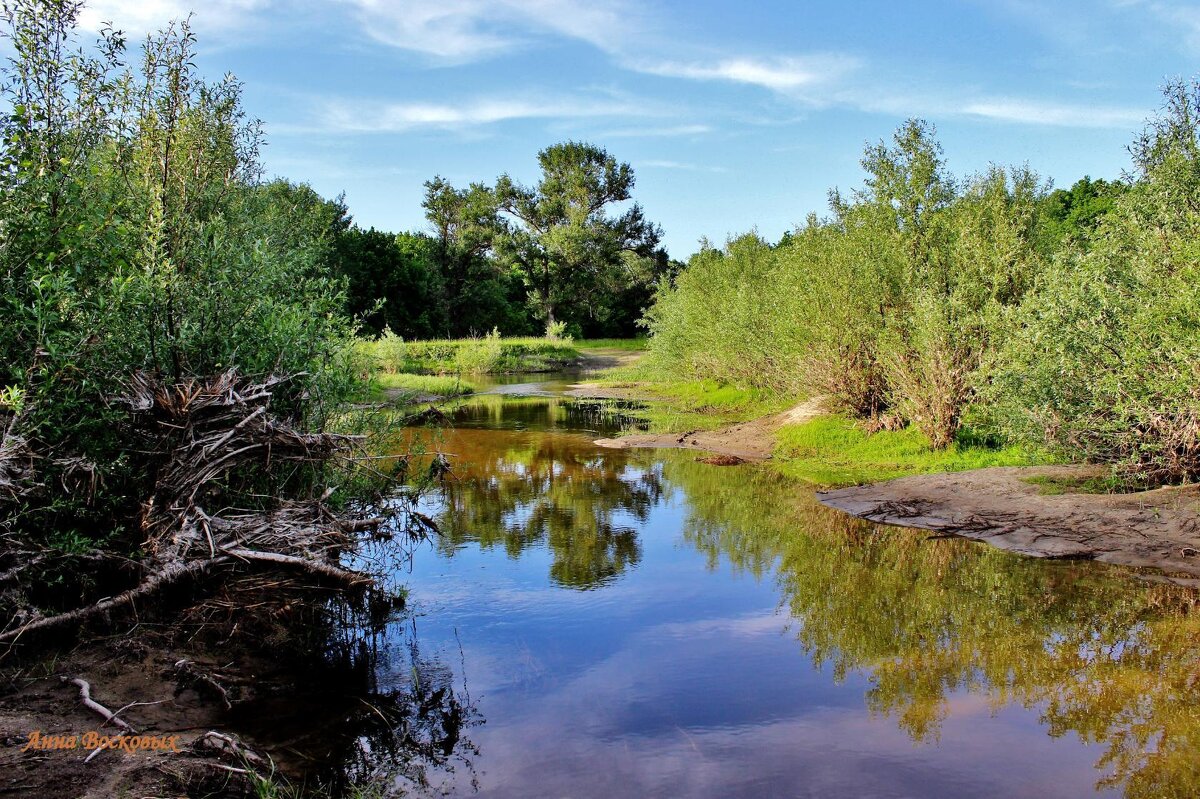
xmin=363 ymin=384 xmax=1200 ymax=798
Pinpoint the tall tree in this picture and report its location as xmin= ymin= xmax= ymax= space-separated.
xmin=492 ymin=141 xmax=662 ymax=327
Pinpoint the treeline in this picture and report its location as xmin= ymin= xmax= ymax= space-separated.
xmin=336 ymin=142 xmax=673 ymax=341
xmin=646 ymin=89 xmax=1200 ymax=484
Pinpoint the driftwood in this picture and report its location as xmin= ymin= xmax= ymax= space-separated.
xmin=1 ymin=369 xmax=391 ymax=647
xmin=63 ymin=676 xmax=137 ymax=734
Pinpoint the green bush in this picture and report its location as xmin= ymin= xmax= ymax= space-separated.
xmin=988 ymin=80 xmax=1200 ymax=484
xmin=0 ymin=3 xmax=357 ymax=543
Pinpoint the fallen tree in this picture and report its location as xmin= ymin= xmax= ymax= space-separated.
xmin=1 ymin=369 xmax=404 ymax=647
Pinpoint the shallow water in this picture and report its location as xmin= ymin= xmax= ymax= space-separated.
xmin=369 ymin=378 xmax=1200 ymax=798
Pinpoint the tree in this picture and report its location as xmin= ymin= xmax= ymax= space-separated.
xmin=492 ymin=141 xmax=662 ymax=328
xmin=422 ymin=176 xmax=511 ymax=334
xmin=1036 ymin=176 xmax=1126 ymax=252
xmin=336 ymin=228 xmax=445 ymax=338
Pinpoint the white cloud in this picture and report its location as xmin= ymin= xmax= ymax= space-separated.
xmin=601 ymin=124 xmax=712 ymax=138
xmin=77 ymin=0 xmax=268 ymax=35
xmin=339 ymin=0 xmax=645 ymax=62
xmin=962 ymin=98 xmax=1144 ymax=128
xmin=640 ymin=159 xmax=729 ymax=173
xmin=285 ymin=94 xmax=656 ymax=134
xmin=1114 ymin=0 xmax=1200 ymax=50
xmin=633 ymin=54 xmax=861 ymax=95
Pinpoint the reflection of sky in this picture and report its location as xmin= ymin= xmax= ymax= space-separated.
xmin=387 ymin=416 xmax=1116 ymax=797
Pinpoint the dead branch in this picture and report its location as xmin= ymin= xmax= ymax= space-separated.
xmin=2 ymin=369 xmax=395 ymax=648
xmin=221 ymin=547 xmax=369 ymax=587
xmin=62 ymin=676 xmax=137 ymax=733
xmin=0 ymin=558 xmax=226 ymax=644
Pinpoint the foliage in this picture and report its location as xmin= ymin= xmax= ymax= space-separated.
xmin=370 ymin=373 xmax=475 ymax=399
xmin=1036 ymin=175 xmax=1127 ymax=251
xmin=988 ymin=79 xmax=1200 ymax=484
xmin=646 ymin=121 xmax=1045 ymax=450
xmin=0 ymin=1 xmax=356 ymax=545
xmin=338 ymin=228 xmax=446 ymax=338
xmin=492 ymin=141 xmax=663 ymax=328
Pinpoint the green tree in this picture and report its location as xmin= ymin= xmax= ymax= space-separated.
xmin=337 ymin=228 xmax=445 ymax=338
xmin=1036 ymin=175 xmax=1127 ymax=251
xmin=0 ymin=1 xmax=355 ymax=542
xmin=493 ymin=141 xmax=662 ymax=329
xmin=991 ymin=79 xmax=1200 ymax=483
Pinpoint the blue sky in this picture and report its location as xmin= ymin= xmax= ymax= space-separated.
xmin=79 ymin=0 xmax=1200 ymax=258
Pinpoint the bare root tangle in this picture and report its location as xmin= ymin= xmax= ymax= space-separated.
xmin=2 ymin=369 xmax=395 ymax=648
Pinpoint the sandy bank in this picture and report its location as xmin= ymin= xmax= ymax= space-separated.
xmin=819 ymin=465 xmax=1200 ymax=583
xmin=592 ymin=398 xmax=825 ymax=461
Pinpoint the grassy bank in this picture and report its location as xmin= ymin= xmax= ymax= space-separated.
xmin=360 ymin=331 xmax=580 ymax=375
xmin=772 ymin=415 xmax=1044 ymax=487
xmin=587 ymin=353 xmax=1045 ymax=486
xmin=362 ymin=373 xmax=477 ymax=403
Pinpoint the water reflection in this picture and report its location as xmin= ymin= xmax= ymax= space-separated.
xmin=667 ymin=456 xmax=1200 ymax=798
xmin=427 ymin=398 xmax=661 ymax=589
xmin=392 ymin=394 xmax=1200 ymax=797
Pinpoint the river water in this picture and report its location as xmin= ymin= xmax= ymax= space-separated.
xmin=362 ymin=377 xmax=1200 ymax=798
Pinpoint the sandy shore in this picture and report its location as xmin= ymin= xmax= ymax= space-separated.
xmin=819 ymin=465 xmax=1200 ymax=583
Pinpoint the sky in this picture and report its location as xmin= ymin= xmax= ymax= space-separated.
xmin=75 ymin=0 xmax=1200 ymax=258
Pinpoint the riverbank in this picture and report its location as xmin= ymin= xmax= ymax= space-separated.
xmin=570 ymin=360 xmax=1200 ymax=585
xmin=819 ymin=466 xmax=1200 ymax=583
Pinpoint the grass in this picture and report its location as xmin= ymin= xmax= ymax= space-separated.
xmin=772 ymin=414 xmax=1044 ymax=487
xmin=575 ymin=338 xmax=649 ymax=351
xmin=359 ymin=332 xmax=579 ymax=375
xmin=577 ymin=374 xmax=791 ymax=433
xmin=373 ymin=373 xmax=475 ymax=397
xmin=1022 ymin=473 xmax=1140 ymax=495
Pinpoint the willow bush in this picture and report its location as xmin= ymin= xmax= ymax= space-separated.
xmin=646 ymin=121 xmax=1046 ymax=449
xmin=989 ymin=80 xmax=1200 ymax=483
xmin=0 ymin=1 xmax=356 ymax=544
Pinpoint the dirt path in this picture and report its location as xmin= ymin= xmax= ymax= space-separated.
xmin=592 ymin=397 xmax=826 ymax=461
xmin=819 ymin=465 xmax=1200 ymax=583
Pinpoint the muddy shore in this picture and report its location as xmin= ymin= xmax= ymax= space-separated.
xmin=575 ymin=370 xmax=1200 ymax=584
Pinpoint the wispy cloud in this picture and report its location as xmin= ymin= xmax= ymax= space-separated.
xmin=632 ymin=54 xmax=861 ymax=96
xmin=961 ymin=98 xmax=1145 ymax=128
xmin=278 ymin=93 xmax=658 ymax=135
xmin=640 ymin=159 xmax=729 ymax=173
xmin=77 ymin=0 xmax=269 ymax=34
xmin=1113 ymin=0 xmax=1200 ymax=50
xmin=338 ymin=0 xmax=647 ymax=62
xmin=601 ymin=124 xmax=712 ymax=138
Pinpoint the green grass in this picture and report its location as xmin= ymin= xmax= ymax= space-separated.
xmin=1021 ymin=473 xmax=1139 ymax=495
xmin=773 ymin=414 xmax=1044 ymax=487
xmin=359 ymin=333 xmax=579 ymax=375
xmin=374 ymin=373 xmax=475 ymax=396
xmin=610 ymin=378 xmax=792 ymax=433
xmin=575 ymin=338 xmax=649 ymax=351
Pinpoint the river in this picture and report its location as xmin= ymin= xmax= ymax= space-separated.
xmin=351 ymin=375 xmax=1200 ymax=798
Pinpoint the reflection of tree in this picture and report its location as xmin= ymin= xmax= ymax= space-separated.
xmin=666 ymin=454 xmax=1200 ymax=798
xmin=432 ymin=421 xmax=663 ymax=589
xmin=234 ymin=600 xmax=482 ymax=797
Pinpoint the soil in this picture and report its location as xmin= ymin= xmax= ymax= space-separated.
xmin=591 ymin=397 xmax=826 ymax=461
xmin=819 ymin=465 xmax=1200 ymax=584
